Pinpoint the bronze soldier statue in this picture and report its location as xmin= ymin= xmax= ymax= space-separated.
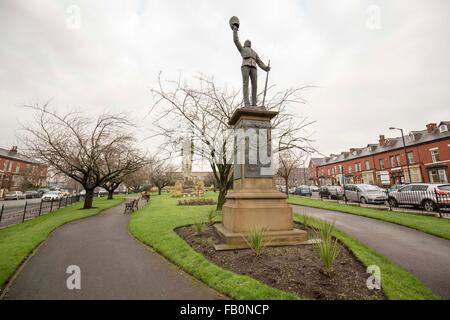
xmin=230 ymin=16 xmax=270 ymax=107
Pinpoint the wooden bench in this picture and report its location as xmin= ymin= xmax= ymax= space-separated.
xmin=124 ymin=197 xmax=140 ymax=214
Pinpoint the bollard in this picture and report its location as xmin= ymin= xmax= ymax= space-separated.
xmin=0 ymin=204 xmax=4 ymax=224
xmin=22 ymin=201 xmax=28 ymax=223
xmin=50 ymin=198 xmax=54 ymax=212
xmin=386 ymin=190 xmax=392 ymax=211
xmin=435 ymin=189 xmax=442 ymax=218
xmin=38 ymin=200 xmax=43 ymax=216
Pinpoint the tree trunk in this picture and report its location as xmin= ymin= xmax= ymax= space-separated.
xmin=83 ymin=189 xmax=95 ymax=209
xmin=158 ymin=187 xmax=162 ymax=195
xmin=107 ymin=189 xmax=114 ymax=200
xmin=285 ymin=177 xmax=289 ymax=198
xmin=216 ymin=185 xmax=227 ymax=211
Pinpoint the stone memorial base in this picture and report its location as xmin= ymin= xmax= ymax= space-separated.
xmin=213 ymin=107 xmax=308 ymax=251
xmin=213 ymin=180 xmax=308 ymax=250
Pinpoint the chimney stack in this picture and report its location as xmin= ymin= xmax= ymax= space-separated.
xmin=9 ymin=146 xmax=18 ymax=154
xmin=426 ymin=123 xmax=437 ymax=133
xmin=378 ymin=135 xmax=386 ymax=146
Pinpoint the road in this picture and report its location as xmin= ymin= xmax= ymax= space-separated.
xmin=292 ymin=205 xmax=450 ymax=299
xmin=0 ymin=197 xmax=77 ymax=228
xmin=2 ymin=201 xmax=223 ymax=300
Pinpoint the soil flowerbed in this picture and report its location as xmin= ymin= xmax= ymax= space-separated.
xmin=176 ymin=223 xmax=385 ymax=300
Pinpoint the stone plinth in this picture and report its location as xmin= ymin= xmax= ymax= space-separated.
xmin=214 ymin=107 xmax=308 ymax=250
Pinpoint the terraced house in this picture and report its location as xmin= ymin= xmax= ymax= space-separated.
xmin=0 ymin=146 xmax=48 ymax=196
xmin=309 ymin=121 xmax=450 ymax=187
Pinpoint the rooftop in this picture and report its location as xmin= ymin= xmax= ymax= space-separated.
xmin=318 ymin=121 xmax=450 ymax=166
xmin=0 ymin=146 xmax=43 ymax=165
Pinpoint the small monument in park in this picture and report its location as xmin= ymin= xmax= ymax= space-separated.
xmin=214 ymin=17 xmax=308 ymax=250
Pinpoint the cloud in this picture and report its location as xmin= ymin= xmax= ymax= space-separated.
xmin=0 ymin=0 xmax=449 ymax=165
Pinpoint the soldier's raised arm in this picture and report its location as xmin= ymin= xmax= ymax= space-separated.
xmin=233 ymin=28 xmax=243 ymax=52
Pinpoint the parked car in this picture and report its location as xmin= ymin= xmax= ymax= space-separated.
xmin=344 ymin=184 xmax=387 ymax=204
xmin=59 ymin=189 xmax=70 ymax=196
xmin=288 ymin=186 xmax=297 ymax=194
xmin=37 ymin=188 xmax=50 ymax=197
xmin=4 ymin=191 xmax=26 ymax=200
xmin=319 ymin=186 xmax=344 ymax=200
xmin=97 ymin=187 xmax=108 ymax=196
xmin=310 ymin=185 xmax=320 ymax=193
xmin=41 ymin=191 xmax=63 ymax=202
xmin=386 ymin=184 xmax=406 ymax=193
xmin=387 ymin=183 xmax=450 ymax=212
xmin=294 ymin=185 xmax=312 ymax=196
xmin=25 ymin=190 xmax=40 ymax=199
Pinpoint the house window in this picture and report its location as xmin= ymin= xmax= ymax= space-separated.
xmin=15 ymin=165 xmax=20 ymax=173
xmin=348 ymin=166 xmax=352 ymax=173
xmin=378 ymin=159 xmax=385 ymax=170
xmin=389 ymin=156 xmax=395 ymax=167
xmin=365 ymin=160 xmax=370 ymax=170
xmin=395 ymin=155 xmax=400 ymax=166
xmin=407 ymin=152 xmax=414 ymax=164
xmin=430 ymin=148 xmax=440 ymax=163
xmin=428 ymin=168 xmax=448 ymax=183
xmin=355 ymin=163 xmax=361 ymax=172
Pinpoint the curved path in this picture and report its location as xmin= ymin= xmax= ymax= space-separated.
xmin=3 ymin=202 xmax=223 ymax=300
xmin=292 ymin=205 xmax=450 ymax=299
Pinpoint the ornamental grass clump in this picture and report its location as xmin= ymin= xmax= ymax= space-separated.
xmin=299 ymin=214 xmax=313 ymax=229
xmin=314 ymin=219 xmax=341 ymax=276
xmin=193 ymin=221 xmax=206 ymax=235
xmin=207 ymin=209 xmax=219 ymax=225
xmin=244 ymin=227 xmax=267 ymax=257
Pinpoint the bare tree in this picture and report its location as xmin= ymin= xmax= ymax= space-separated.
xmin=149 ymin=161 xmax=180 ymax=195
xmin=123 ymin=166 xmax=151 ymax=193
xmin=277 ymin=149 xmax=305 ymax=197
xmin=204 ymin=172 xmax=217 ymax=192
xmin=100 ymin=143 xmax=149 ymax=199
xmin=21 ymin=102 xmax=143 ymax=209
xmin=150 ymin=74 xmax=315 ymax=210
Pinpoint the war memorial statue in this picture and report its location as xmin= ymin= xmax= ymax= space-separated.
xmin=229 ymin=16 xmax=270 ymax=107
xmin=213 ymin=17 xmax=308 ymax=250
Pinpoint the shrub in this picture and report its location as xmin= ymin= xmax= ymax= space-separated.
xmin=313 ymin=220 xmax=341 ymax=276
xmin=244 ymin=228 xmax=266 ymax=257
xmin=178 ymin=198 xmax=216 ymax=206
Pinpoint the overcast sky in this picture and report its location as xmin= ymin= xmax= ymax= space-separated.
xmin=1 ymin=0 xmax=449 ymax=168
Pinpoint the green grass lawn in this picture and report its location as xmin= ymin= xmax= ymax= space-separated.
xmin=0 ymin=196 xmax=124 ymax=291
xmin=129 ymin=193 xmax=298 ymax=300
xmin=288 ymin=196 xmax=450 ymax=241
xmin=129 ymin=193 xmax=439 ymax=300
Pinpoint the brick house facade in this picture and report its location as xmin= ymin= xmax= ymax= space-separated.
xmin=308 ymin=121 xmax=450 ymax=187
xmin=0 ymin=146 xmax=48 ymax=195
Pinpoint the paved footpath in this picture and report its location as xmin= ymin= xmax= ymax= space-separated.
xmin=3 ymin=202 xmax=223 ymax=299
xmin=292 ymin=205 xmax=450 ymax=299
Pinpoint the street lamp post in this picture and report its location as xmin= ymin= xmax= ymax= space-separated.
xmin=302 ymin=159 xmax=307 ymax=185
xmin=389 ymin=127 xmax=412 ymax=183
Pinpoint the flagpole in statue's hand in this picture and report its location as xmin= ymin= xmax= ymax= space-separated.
xmin=262 ymin=60 xmax=270 ymax=107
